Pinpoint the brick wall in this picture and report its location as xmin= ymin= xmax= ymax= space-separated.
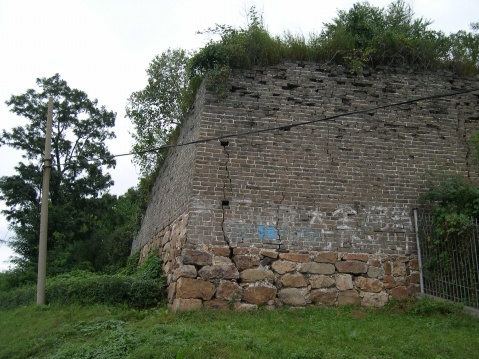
xmin=132 ymin=62 xmax=479 ymax=309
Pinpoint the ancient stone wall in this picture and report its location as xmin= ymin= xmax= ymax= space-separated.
xmin=132 ymin=85 xmax=206 ymax=253
xmin=132 ymin=62 xmax=479 ymax=309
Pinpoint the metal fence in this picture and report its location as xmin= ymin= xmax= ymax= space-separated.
xmin=414 ymin=209 xmax=479 ymax=309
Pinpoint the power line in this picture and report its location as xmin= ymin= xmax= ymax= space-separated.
xmin=88 ymin=86 xmax=479 ymax=162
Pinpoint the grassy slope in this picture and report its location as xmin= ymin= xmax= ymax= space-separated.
xmin=1 ymin=302 xmax=478 ymax=359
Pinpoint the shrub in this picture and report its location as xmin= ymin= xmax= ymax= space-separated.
xmin=0 ymin=253 xmax=166 ymax=309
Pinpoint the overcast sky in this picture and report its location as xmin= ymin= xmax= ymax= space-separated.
xmin=0 ymin=0 xmax=478 ymax=271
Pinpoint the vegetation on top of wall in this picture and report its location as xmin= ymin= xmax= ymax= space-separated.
xmin=127 ymin=0 xmax=479 ymax=176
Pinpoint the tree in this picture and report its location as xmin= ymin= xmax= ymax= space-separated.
xmin=126 ymin=48 xmax=191 ymax=176
xmin=0 ymin=74 xmax=117 ymax=278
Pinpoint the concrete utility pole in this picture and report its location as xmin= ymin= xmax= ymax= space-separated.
xmin=37 ymin=96 xmax=53 ymax=305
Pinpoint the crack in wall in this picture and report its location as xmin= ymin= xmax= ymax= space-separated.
xmin=276 ymin=190 xmax=285 ymax=251
xmin=221 ymin=141 xmax=233 ymax=251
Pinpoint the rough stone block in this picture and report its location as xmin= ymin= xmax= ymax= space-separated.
xmin=211 ymin=246 xmax=231 ymax=257
xmin=214 ymin=256 xmax=232 ymax=264
xmin=279 ymin=288 xmax=308 ymax=306
xmin=242 ymin=286 xmax=277 ymax=305
xmin=234 ymin=254 xmax=261 ymax=271
xmin=314 ymin=252 xmax=338 ymax=264
xmin=408 ymin=272 xmax=420 ymax=284
xmin=393 ymin=262 xmax=407 ymax=276
xmin=182 ymin=249 xmax=213 ymax=266
xmin=198 ymin=264 xmax=239 ymax=280
xmin=335 ymin=274 xmax=353 ymax=291
xmin=383 ymin=262 xmax=392 ymax=275
xmin=409 ymin=258 xmax=419 ymax=271
xmin=337 ymin=290 xmax=360 ymax=305
xmin=390 ymin=286 xmax=408 ymax=299
xmin=354 ymin=276 xmax=383 ymax=293
xmin=383 ymin=275 xmax=396 ymax=289
xmin=367 ymin=266 xmax=383 ymax=278
xmin=343 ymin=253 xmax=369 ymax=262
xmin=281 ymin=273 xmax=309 ymax=288
xmin=176 ymin=277 xmax=216 ymax=300
xmin=260 ymin=249 xmax=279 ymax=259
xmin=279 ymin=253 xmax=310 ymax=262
xmin=216 ymin=280 xmax=243 ymax=301
xmin=310 ymin=289 xmax=338 ymax=306
xmin=336 ymin=260 xmax=368 ymax=274
xmin=299 ymin=262 xmax=335 ymax=275
xmin=240 ymin=268 xmax=275 ymax=282
xmin=361 ymin=292 xmax=389 ymax=307
xmin=172 ymin=265 xmax=197 ymax=281
xmin=271 ymin=260 xmax=297 ymax=274
xmin=309 ymin=275 xmax=336 ymax=289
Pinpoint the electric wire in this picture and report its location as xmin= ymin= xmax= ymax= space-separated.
xmin=76 ymin=86 xmax=479 ymax=163
xmin=115 ymin=86 xmax=479 ymax=155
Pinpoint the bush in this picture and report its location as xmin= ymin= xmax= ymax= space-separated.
xmin=0 ymin=273 xmax=163 ymax=309
xmin=0 ymin=253 xmax=166 ymax=309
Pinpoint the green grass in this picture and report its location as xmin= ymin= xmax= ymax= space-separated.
xmin=0 ymin=300 xmax=478 ymax=359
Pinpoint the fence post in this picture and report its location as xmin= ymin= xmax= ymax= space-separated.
xmin=413 ymin=208 xmax=425 ymax=294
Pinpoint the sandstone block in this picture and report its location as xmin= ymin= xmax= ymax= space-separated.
xmin=336 ymin=260 xmax=368 ymax=274
xmin=198 ymin=264 xmax=239 ymax=280
xmin=409 ymin=258 xmax=419 ymax=271
xmin=281 ymin=273 xmax=309 ymax=288
xmin=361 ymin=292 xmax=389 ymax=307
xmin=214 ymin=256 xmax=232 ymax=264
xmin=393 ymin=262 xmax=407 ymax=276
xmin=367 ymin=266 xmax=383 ymax=278
xmin=383 ymin=275 xmax=396 ymax=289
xmin=242 ymin=286 xmax=277 ymax=305
xmin=271 ymin=260 xmax=297 ymax=274
xmin=172 ymin=298 xmax=202 ymax=311
xmin=216 ymin=280 xmax=242 ymax=301
xmin=354 ymin=276 xmax=383 ymax=293
xmin=172 ymin=265 xmax=197 ymax=281
xmin=233 ymin=248 xmax=250 ymax=255
xmin=408 ymin=272 xmax=420 ymax=284
xmin=310 ymin=289 xmax=338 ymax=306
xmin=182 ymin=249 xmax=213 ymax=266
xmin=279 ymin=288 xmax=307 ymax=306
xmin=338 ymin=290 xmax=360 ymax=305
xmin=234 ymin=254 xmax=261 ymax=271
xmin=211 ymin=246 xmax=231 ymax=257
xmin=279 ymin=253 xmax=310 ymax=262
xmin=240 ymin=268 xmax=275 ymax=282
xmin=176 ymin=277 xmax=216 ymax=300
xmin=309 ymin=275 xmax=336 ymax=289
xmin=314 ymin=252 xmax=338 ymax=264
xmin=335 ymin=274 xmax=353 ymax=291
xmin=260 ymin=249 xmax=278 ymax=259
xmin=299 ymin=262 xmax=335 ymax=275
xmin=383 ymin=261 xmax=392 ymax=275
xmin=343 ymin=253 xmax=368 ymax=262
xmin=390 ymin=286 xmax=408 ymax=299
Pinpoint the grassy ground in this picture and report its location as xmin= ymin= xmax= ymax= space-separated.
xmin=0 ymin=300 xmax=478 ymax=359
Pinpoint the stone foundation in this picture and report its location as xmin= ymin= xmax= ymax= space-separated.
xmin=139 ymin=213 xmax=420 ymax=310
